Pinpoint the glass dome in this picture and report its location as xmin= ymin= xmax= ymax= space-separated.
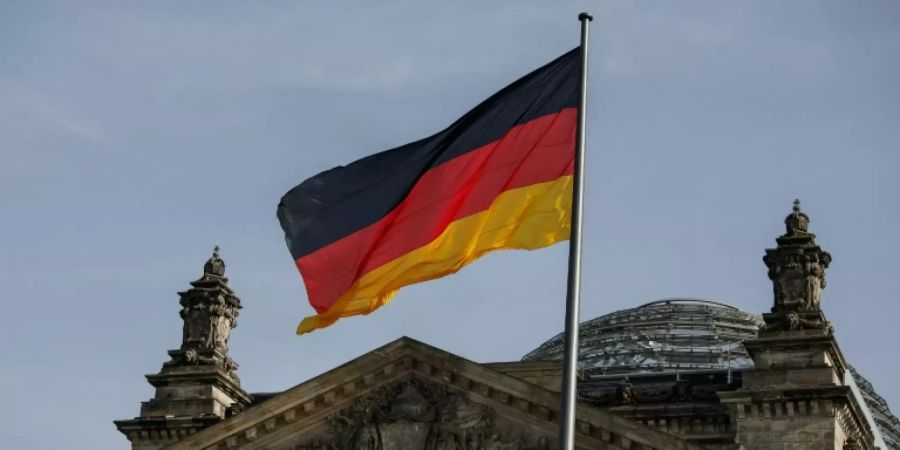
xmin=522 ymin=298 xmax=764 ymax=374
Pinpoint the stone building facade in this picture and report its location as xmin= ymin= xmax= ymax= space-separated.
xmin=115 ymin=203 xmax=900 ymax=449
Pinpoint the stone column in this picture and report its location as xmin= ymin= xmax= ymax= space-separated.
xmin=719 ymin=202 xmax=873 ymax=450
xmin=115 ymin=247 xmax=252 ymax=450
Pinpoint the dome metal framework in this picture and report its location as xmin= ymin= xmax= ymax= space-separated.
xmin=522 ymin=298 xmax=764 ymax=374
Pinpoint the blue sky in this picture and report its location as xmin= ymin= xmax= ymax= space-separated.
xmin=1 ymin=1 xmax=898 ymax=448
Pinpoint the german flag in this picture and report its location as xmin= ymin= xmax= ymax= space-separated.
xmin=278 ymin=48 xmax=580 ymax=334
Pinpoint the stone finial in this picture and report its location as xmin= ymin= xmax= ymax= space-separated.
xmin=204 ymin=245 xmax=226 ymax=277
xmin=785 ymin=199 xmax=810 ymax=235
xmin=761 ymin=201 xmax=833 ymax=331
xmin=114 ymin=245 xmax=251 ymax=446
xmin=179 ymin=247 xmax=242 ymax=365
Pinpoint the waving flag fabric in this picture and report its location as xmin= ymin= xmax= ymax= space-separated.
xmin=278 ymin=48 xmax=580 ymax=334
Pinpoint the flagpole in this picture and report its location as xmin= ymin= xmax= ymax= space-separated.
xmin=558 ymin=11 xmax=591 ymax=450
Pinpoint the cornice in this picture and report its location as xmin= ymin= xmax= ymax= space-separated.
xmin=165 ymin=337 xmax=703 ymax=450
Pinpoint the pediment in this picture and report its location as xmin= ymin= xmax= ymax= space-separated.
xmin=166 ymin=337 xmax=700 ymax=450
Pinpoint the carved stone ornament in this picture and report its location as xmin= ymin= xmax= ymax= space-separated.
xmin=154 ymin=246 xmax=245 ymax=383
xmin=184 ymin=349 xmax=199 ymax=364
xmin=843 ymin=437 xmax=862 ymax=450
xmin=204 ymin=245 xmax=226 ymax=277
xmin=617 ymin=380 xmax=638 ymax=406
xmin=761 ymin=311 xmax=833 ymax=334
xmin=762 ymin=200 xmax=832 ymax=315
xmin=301 ymin=378 xmax=552 ymax=450
xmin=178 ymin=246 xmax=241 ymax=354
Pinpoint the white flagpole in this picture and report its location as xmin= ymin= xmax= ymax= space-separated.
xmin=558 ymin=11 xmax=591 ymax=450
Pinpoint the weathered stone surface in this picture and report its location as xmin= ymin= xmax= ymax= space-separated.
xmin=115 ymin=247 xmax=251 ymax=450
xmin=483 ymin=361 xmax=563 ymax=392
xmin=164 ymin=338 xmax=703 ymax=450
xmin=580 ymin=370 xmax=742 ymax=449
xmin=112 ymin=202 xmax=900 ymax=450
xmin=762 ymin=201 xmax=832 ymax=327
xmin=718 ymin=203 xmax=874 ymax=450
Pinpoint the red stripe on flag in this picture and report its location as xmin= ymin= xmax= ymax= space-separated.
xmin=298 ymin=108 xmax=577 ymax=312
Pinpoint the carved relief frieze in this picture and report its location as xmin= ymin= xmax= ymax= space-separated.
xmin=295 ymin=377 xmax=554 ymax=450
